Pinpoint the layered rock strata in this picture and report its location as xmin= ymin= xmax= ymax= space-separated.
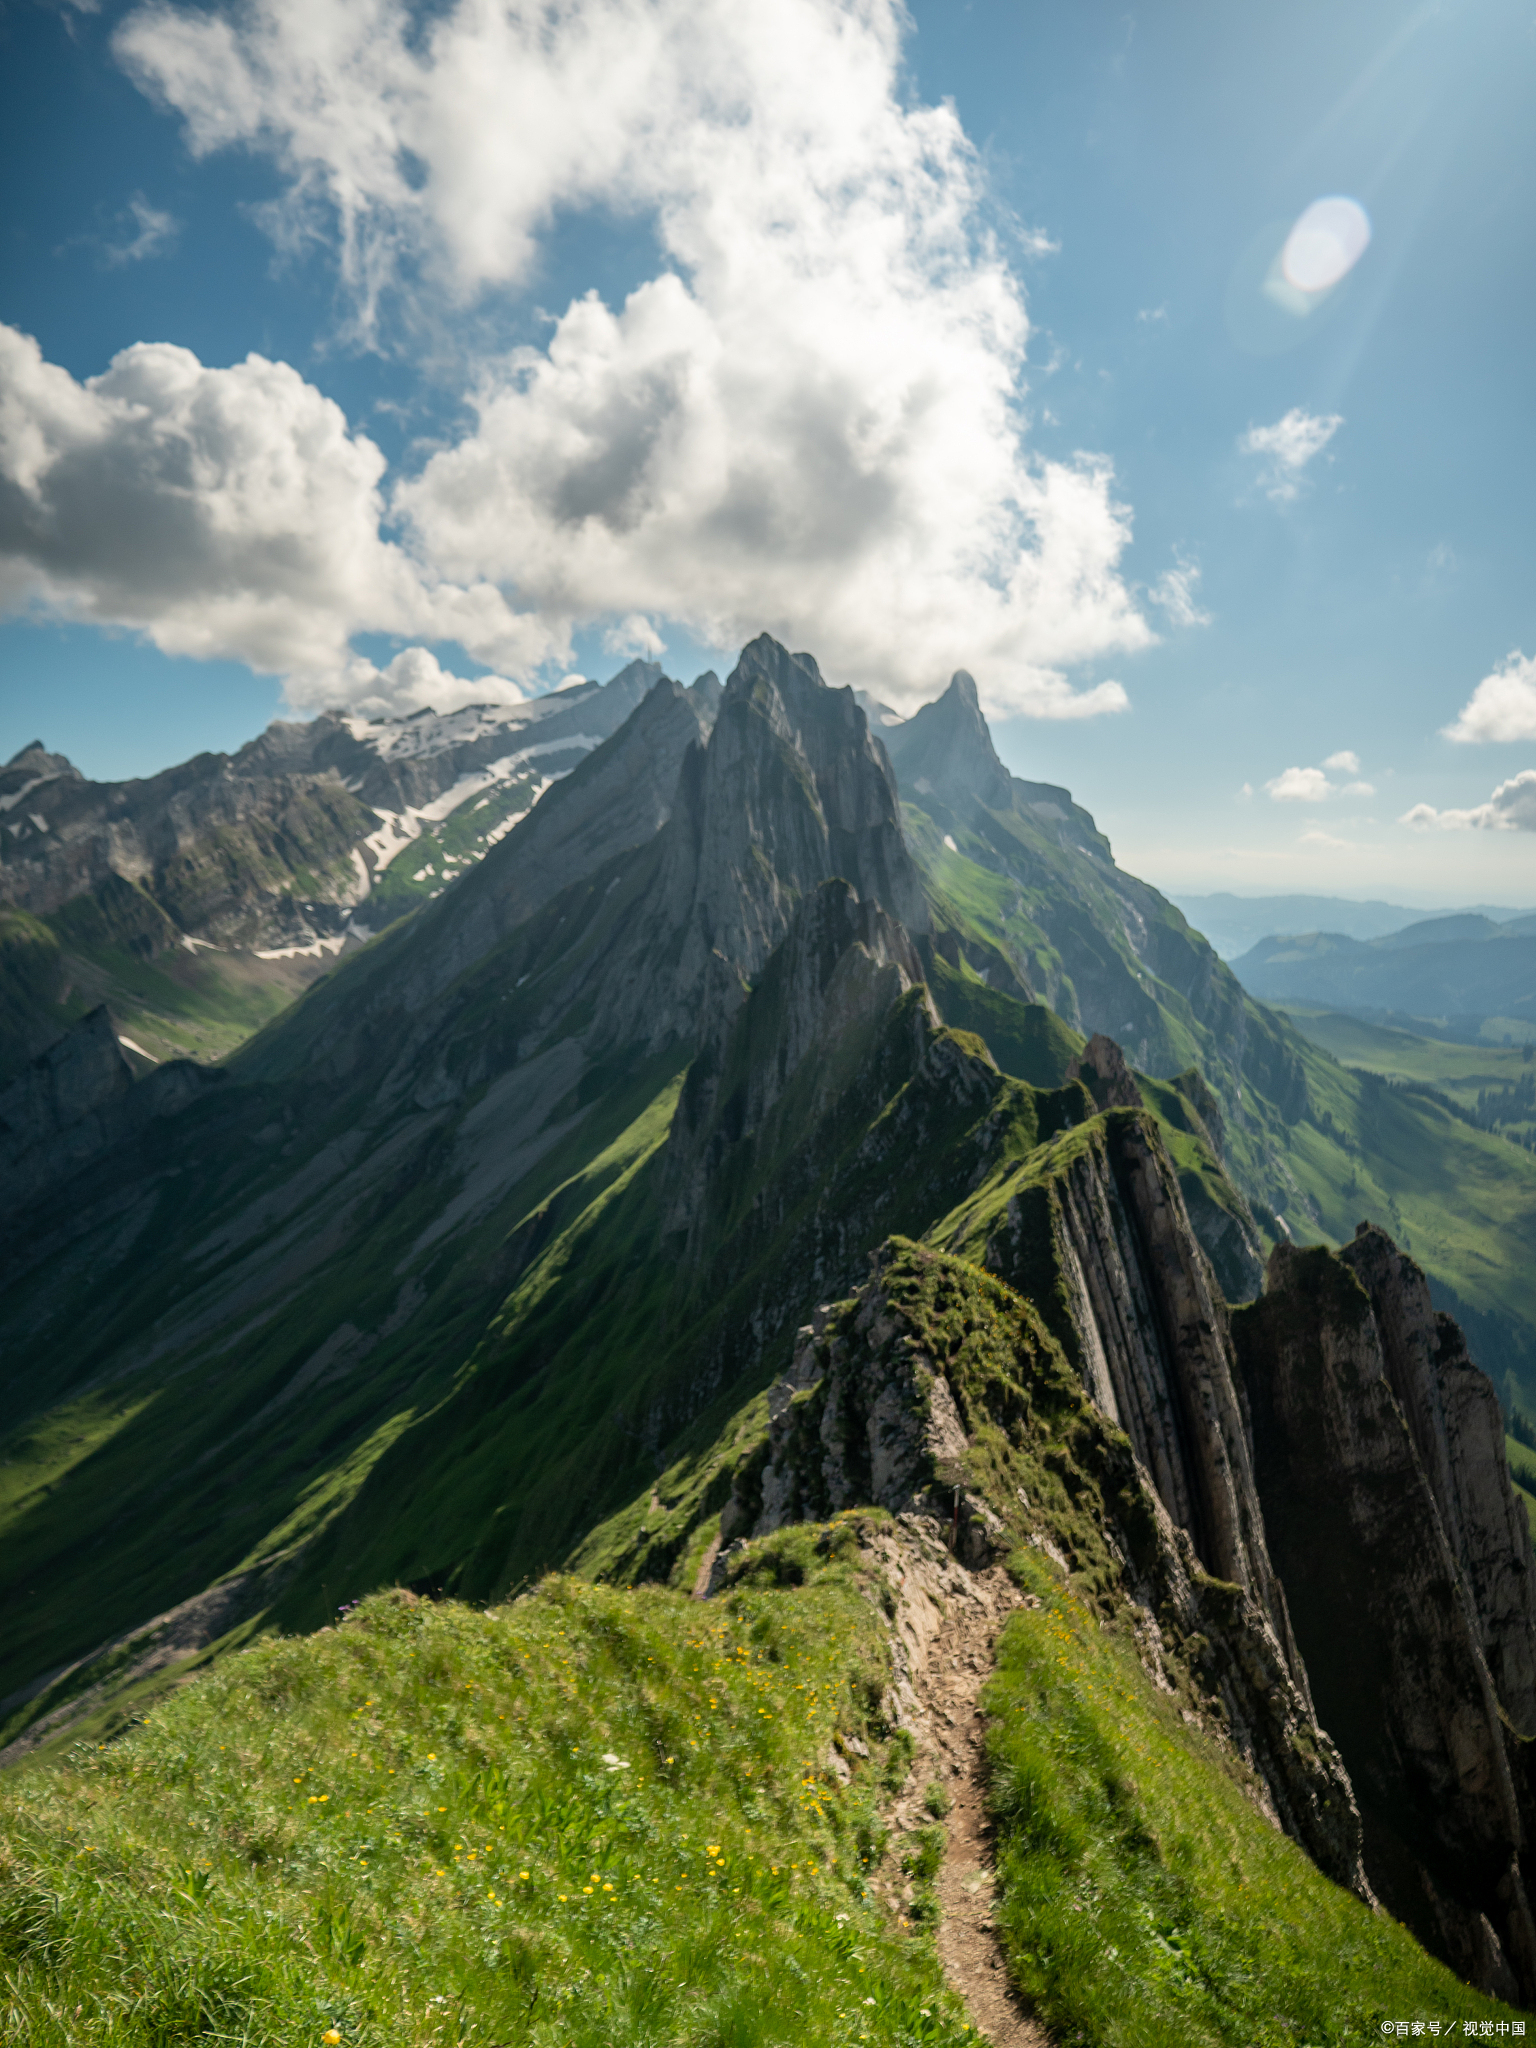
xmin=979 ymin=1107 xmax=1302 ymax=1678
xmin=1232 ymin=1236 xmax=1536 ymax=2004
xmin=717 ymin=1240 xmax=1367 ymax=1896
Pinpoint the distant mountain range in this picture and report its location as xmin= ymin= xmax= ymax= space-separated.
xmin=1233 ymin=914 xmax=1536 ymax=1042
xmin=1173 ymin=891 xmax=1536 ymax=960
xmin=0 ymin=659 xmax=685 ymax=1076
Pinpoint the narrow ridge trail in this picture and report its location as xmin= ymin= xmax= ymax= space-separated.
xmin=865 ymin=1519 xmax=1050 ymax=2047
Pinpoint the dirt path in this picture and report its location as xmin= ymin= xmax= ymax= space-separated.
xmin=864 ymin=1518 xmax=1050 ymax=2047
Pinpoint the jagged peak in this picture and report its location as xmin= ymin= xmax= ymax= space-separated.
xmin=882 ymin=666 xmax=1013 ymax=814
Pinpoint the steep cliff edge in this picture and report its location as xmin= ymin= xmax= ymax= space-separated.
xmin=1339 ymin=1223 xmax=1536 ymax=1734
xmin=1233 ymin=1237 xmax=1536 ymax=2003
xmin=712 ymin=1238 xmax=1366 ymax=1896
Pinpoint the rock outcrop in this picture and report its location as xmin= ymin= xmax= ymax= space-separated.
xmin=606 ymin=635 xmax=929 ymax=1052
xmin=1340 ymin=1224 xmax=1536 ymax=1735
xmin=0 ymin=1004 xmax=224 ymax=1221
xmin=716 ymin=1238 xmax=1367 ymax=1896
xmin=977 ymin=1107 xmax=1298 ymax=1664
xmin=1232 ymin=1235 xmax=1536 ymax=2004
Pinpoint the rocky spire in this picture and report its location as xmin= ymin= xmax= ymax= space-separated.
xmin=881 ymin=669 xmax=1016 ymax=815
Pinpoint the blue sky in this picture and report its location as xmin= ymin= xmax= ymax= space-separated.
xmin=2 ymin=0 xmax=1533 ymax=903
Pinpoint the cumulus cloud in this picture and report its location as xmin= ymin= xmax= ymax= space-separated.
xmin=101 ymin=0 xmax=1152 ymax=715
xmin=328 ymin=645 xmax=528 ymax=719
xmin=1442 ymin=650 xmax=1536 ymax=744
xmin=1264 ymin=756 xmax=1372 ymax=802
xmin=1239 ymin=407 xmax=1343 ymax=502
xmin=0 ymin=322 xmax=538 ymax=699
xmin=1299 ymin=829 xmax=1353 ymax=852
xmin=1266 ymin=766 xmax=1332 ymax=803
xmin=1401 ymin=770 xmax=1536 ymax=833
xmin=602 ymin=613 xmax=666 ymax=659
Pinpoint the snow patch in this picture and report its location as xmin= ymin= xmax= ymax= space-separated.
xmin=0 ymin=774 xmax=55 ymax=813
xmin=361 ymin=749 xmax=587 ymax=872
xmin=254 ymin=932 xmax=350 ymax=961
xmin=117 ymin=1035 xmax=158 ymax=1061
xmin=943 ymin=834 xmax=958 ymax=852
xmin=338 ymin=693 xmax=600 ymax=762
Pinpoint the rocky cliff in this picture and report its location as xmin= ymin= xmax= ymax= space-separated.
xmin=1233 ymin=1234 xmax=1536 ymax=2003
xmin=0 ymin=1004 xmax=223 ymax=1218
xmin=715 ymin=1237 xmax=1366 ymax=1895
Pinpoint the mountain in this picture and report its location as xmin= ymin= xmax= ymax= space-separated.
xmin=1234 ymin=916 xmax=1536 ymax=1038
xmin=0 ymin=658 xmax=677 ymax=1080
xmin=1171 ymin=891 xmax=1534 ymax=960
xmin=4 ymin=636 xmax=1536 ymax=2027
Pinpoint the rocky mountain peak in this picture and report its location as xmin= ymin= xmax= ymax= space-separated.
xmin=882 ymin=666 xmax=1015 ymax=815
xmin=619 ymin=635 xmax=929 ymax=1052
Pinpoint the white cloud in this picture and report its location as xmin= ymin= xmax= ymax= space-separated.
xmin=1442 ymin=650 xmax=1536 ymax=744
xmin=331 ymin=645 xmax=528 ymax=719
xmin=1266 ymin=766 xmax=1332 ymax=803
xmin=1299 ymin=828 xmax=1353 ymax=852
xmin=0 ymin=322 xmax=537 ymax=699
xmin=1148 ymin=556 xmax=1210 ymax=628
xmin=1261 ymin=754 xmax=1372 ymax=804
xmin=1401 ymin=769 xmax=1536 ymax=833
xmin=1239 ymin=407 xmax=1343 ymax=502
xmin=103 ymin=193 xmax=181 ymax=266
xmin=601 ymin=613 xmax=666 ymax=659
xmin=1136 ymin=303 xmax=1168 ymax=325
xmin=105 ymin=0 xmax=1152 ymax=716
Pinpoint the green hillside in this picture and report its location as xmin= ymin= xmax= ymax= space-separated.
xmin=1280 ymin=1005 xmax=1536 ymax=1147
xmin=1 ymin=1493 xmax=1510 ymax=2044
xmin=897 ymin=808 xmax=1536 ymax=1409
xmin=0 ymin=890 xmax=326 ymax=1081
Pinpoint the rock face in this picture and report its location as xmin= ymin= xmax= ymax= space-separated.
xmin=1340 ymin=1225 xmax=1536 ymax=1735
xmin=0 ymin=1005 xmax=222 ymax=1220
xmin=719 ymin=1238 xmax=1367 ymax=1896
xmin=882 ymin=668 xmax=1312 ymax=1138
xmin=626 ymin=635 xmax=929 ymax=1048
xmin=978 ymin=1107 xmax=1294 ymax=1655
xmin=1232 ymin=1235 xmax=1536 ymax=2004
xmin=663 ymin=877 xmax=931 ymax=1244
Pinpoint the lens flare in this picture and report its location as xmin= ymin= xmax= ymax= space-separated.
xmin=1281 ymin=197 xmax=1372 ymax=294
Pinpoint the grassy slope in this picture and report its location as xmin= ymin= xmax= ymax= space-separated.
xmin=0 ymin=1551 xmax=971 ymax=2048
xmin=3 ymin=1246 xmax=1517 ymax=2046
xmin=1281 ymin=1005 xmax=1536 ymax=1145
xmin=1507 ymin=1436 xmax=1536 ymax=1523
xmin=986 ymin=1546 xmax=1514 ymax=2046
xmin=904 ymin=815 xmax=1536 ymax=1403
xmin=363 ymin=766 xmax=554 ymax=931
